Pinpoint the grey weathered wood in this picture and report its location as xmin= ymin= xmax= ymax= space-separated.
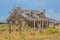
xmin=47 ymin=20 xmax=48 ymax=28
xmin=42 ymin=20 xmax=44 ymax=28
xmin=9 ymin=21 xmax=12 ymax=33
xmin=34 ymin=19 xmax=35 ymax=31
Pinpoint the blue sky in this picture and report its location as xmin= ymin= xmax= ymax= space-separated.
xmin=0 ymin=0 xmax=60 ymax=22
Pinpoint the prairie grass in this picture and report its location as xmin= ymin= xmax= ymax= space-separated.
xmin=30 ymin=31 xmax=36 ymax=36
xmin=31 ymin=38 xmax=43 ymax=40
xmin=0 ymin=24 xmax=60 ymax=40
xmin=44 ymin=28 xmax=58 ymax=35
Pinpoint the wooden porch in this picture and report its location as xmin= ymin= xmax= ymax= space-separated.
xmin=27 ymin=20 xmax=49 ymax=28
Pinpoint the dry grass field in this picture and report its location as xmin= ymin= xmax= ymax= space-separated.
xmin=0 ymin=24 xmax=60 ymax=40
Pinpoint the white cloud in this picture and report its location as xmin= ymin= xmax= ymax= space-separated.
xmin=16 ymin=0 xmax=45 ymax=7
xmin=46 ymin=9 xmax=54 ymax=16
xmin=0 ymin=16 xmax=7 ymax=22
xmin=46 ymin=9 xmax=60 ymax=21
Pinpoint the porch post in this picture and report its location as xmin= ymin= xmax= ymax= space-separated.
xmin=47 ymin=20 xmax=48 ymax=28
xmin=9 ymin=21 xmax=12 ymax=33
xmin=42 ymin=20 xmax=44 ymax=28
xmin=34 ymin=19 xmax=35 ymax=30
xmin=39 ymin=21 xmax=41 ymax=28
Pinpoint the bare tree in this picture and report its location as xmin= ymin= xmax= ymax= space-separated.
xmin=9 ymin=21 xmax=12 ymax=33
xmin=18 ymin=21 xmax=21 ymax=34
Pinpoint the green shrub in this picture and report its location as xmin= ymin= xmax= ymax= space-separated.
xmin=21 ymin=25 xmax=31 ymax=31
xmin=44 ymin=28 xmax=58 ymax=35
xmin=39 ymin=29 xmax=44 ymax=33
xmin=25 ymin=25 xmax=31 ymax=30
xmin=30 ymin=31 xmax=36 ymax=36
xmin=18 ymin=33 xmax=25 ymax=40
xmin=0 ymin=25 xmax=7 ymax=31
xmin=5 ymin=33 xmax=11 ymax=40
xmin=32 ymin=38 xmax=43 ymax=40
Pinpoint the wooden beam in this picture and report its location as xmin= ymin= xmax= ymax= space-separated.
xmin=34 ymin=19 xmax=35 ymax=30
xmin=47 ymin=20 xmax=48 ymax=28
xmin=42 ymin=20 xmax=44 ymax=28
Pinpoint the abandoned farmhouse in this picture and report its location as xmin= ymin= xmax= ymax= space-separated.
xmin=7 ymin=8 xmax=55 ymax=28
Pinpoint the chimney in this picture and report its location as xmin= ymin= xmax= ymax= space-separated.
xmin=43 ymin=9 xmax=45 ymax=13
xmin=43 ymin=9 xmax=45 ymax=16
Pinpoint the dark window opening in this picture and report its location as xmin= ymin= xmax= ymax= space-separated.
xmin=12 ymin=20 xmax=15 ymax=24
xmin=26 ymin=14 xmax=34 ymax=18
xmin=40 ymin=12 xmax=43 ymax=16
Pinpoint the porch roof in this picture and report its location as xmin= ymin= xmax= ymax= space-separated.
xmin=7 ymin=9 xmax=55 ymax=22
xmin=21 ymin=13 xmax=55 ymax=21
